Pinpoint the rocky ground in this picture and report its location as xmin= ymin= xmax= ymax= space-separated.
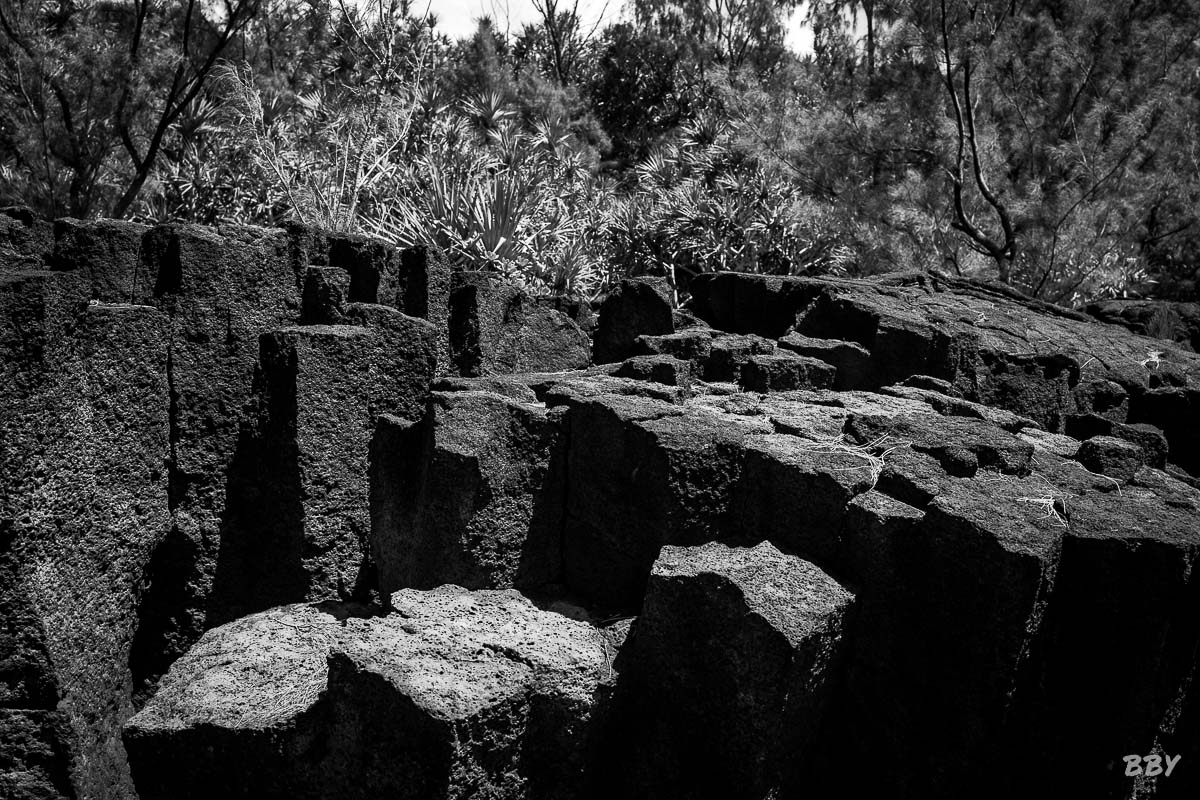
xmin=2 ymin=206 xmax=1199 ymax=799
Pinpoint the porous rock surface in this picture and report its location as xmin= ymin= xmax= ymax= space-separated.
xmin=123 ymin=587 xmax=609 ymax=800
xmin=3 ymin=214 xmax=1200 ymax=800
xmin=600 ymin=542 xmax=854 ymax=800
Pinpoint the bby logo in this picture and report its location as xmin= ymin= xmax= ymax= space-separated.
xmin=1123 ymin=754 xmax=1182 ymax=777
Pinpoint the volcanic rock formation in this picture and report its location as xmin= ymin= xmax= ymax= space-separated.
xmin=2 ymin=206 xmax=1198 ymax=800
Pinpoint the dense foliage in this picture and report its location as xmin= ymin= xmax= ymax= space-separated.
xmin=2 ymin=0 xmax=1198 ymax=304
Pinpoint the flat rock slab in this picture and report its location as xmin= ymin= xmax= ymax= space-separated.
xmin=688 ymin=271 xmax=1200 ymax=475
xmin=124 ymin=587 xmax=610 ymax=800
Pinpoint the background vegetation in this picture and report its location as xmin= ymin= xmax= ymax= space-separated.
xmin=3 ymin=0 xmax=1199 ymax=304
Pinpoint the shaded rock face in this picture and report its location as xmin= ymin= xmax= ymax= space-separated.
xmin=123 ymin=588 xmax=611 ymax=800
xmin=2 ymin=219 xmax=450 ymax=798
xmin=1 ymin=278 xmax=170 ymax=800
xmin=592 ymin=277 xmax=674 ymax=364
xmin=1 ymin=207 xmax=54 ymax=271
xmin=448 ymin=271 xmax=591 ymax=376
xmin=218 ymin=312 xmax=437 ymax=618
xmin=5 ymin=214 xmax=1200 ymax=800
xmin=600 ymin=542 xmax=854 ymax=800
xmin=1087 ymin=298 xmax=1200 ymax=352
xmin=370 ymin=390 xmax=564 ymax=596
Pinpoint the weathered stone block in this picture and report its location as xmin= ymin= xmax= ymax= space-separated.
xmin=50 ymin=218 xmax=151 ymax=303
xmin=1017 ymin=427 xmax=1081 ymax=458
xmin=703 ymin=333 xmax=776 ymax=382
xmin=881 ymin=383 xmax=1039 ymax=432
xmin=603 ymin=542 xmax=854 ymax=799
xmin=125 ymin=588 xmax=611 ymax=800
xmin=1076 ymin=434 xmax=1144 ymax=482
xmin=0 ymin=207 xmax=52 ymax=272
xmin=874 ymin=479 xmax=1064 ymax=795
xmin=1129 ymin=386 xmax=1200 ymax=476
xmin=999 ymin=468 xmax=1200 ymax=797
xmin=1066 ymin=412 xmax=1168 ymax=469
xmin=243 ymin=312 xmax=437 ymax=612
xmin=632 ymin=329 xmax=714 ymax=362
xmin=738 ymin=351 xmax=835 ymax=392
xmin=560 ymin=395 xmax=772 ymax=609
xmin=328 ymin=232 xmax=400 ymax=305
xmin=845 ymin=412 xmax=1035 ymax=478
xmin=687 ymin=272 xmax=821 ymax=337
xmin=136 ymin=223 xmax=301 ymax=653
xmin=1072 ymin=378 xmax=1129 ymax=422
xmin=615 ymin=354 xmax=693 ymax=388
xmin=287 ymin=224 xmax=421 ymax=313
xmin=397 ymin=245 xmax=452 ymax=372
xmin=536 ymin=294 xmax=596 ymax=333
xmin=449 ymin=271 xmax=590 ymax=376
xmin=301 ymin=265 xmax=351 ymax=324
xmin=1087 ymin=297 xmax=1200 ymax=352
xmin=1 ymin=283 xmax=170 ymax=800
xmin=778 ymin=332 xmax=872 ymax=389
xmin=593 ymin=277 xmax=674 ymax=364
xmin=729 ymin=433 xmax=877 ymax=569
xmin=371 ymin=390 xmax=564 ymax=596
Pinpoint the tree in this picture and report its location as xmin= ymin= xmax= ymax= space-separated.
xmin=632 ymin=0 xmax=801 ymax=73
xmin=521 ymin=0 xmax=600 ymax=87
xmin=587 ymin=21 xmax=712 ymax=161
xmin=921 ymin=0 xmax=1200 ymax=298
xmin=794 ymin=0 xmax=1200 ymax=299
xmin=930 ymin=0 xmax=1018 ymax=282
xmin=0 ymin=0 xmax=261 ymax=218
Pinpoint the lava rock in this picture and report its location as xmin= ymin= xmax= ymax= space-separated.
xmin=0 ymin=206 xmax=53 ymax=271
xmin=739 ymin=351 xmax=836 ymax=392
xmin=396 ymin=245 xmax=453 ymax=372
xmin=535 ymin=294 xmax=596 ymax=333
xmin=688 ymin=272 xmax=821 ymax=337
xmin=703 ymin=333 xmax=776 ymax=382
xmin=1072 ymin=378 xmax=1130 ymax=422
xmin=729 ymin=432 xmax=878 ymax=569
xmin=778 ymin=332 xmax=873 ymax=389
xmin=1086 ymin=298 xmax=1200 ymax=352
xmin=301 ymin=265 xmax=351 ymax=323
xmin=1076 ymin=435 xmax=1144 ymax=482
xmin=50 ymin=218 xmax=151 ymax=303
xmin=0 ymin=710 xmax=74 ymax=800
xmin=285 ymin=224 xmax=400 ymax=306
xmin=604 ymin=541 xmax=855 ymax=800
xmin=593 ymin=277 xmax=674 ymax=364
xmin=138 ymin=222 xmax=302 ymax=651
xmin=615 ymin=354 xmax=694 ymax=388
xmin=371 ymin=390 xmax=564 ymax=596
xmin=124 ymin=587 xmax=611 ymax=800
xmin=632 ymin=329 xmax=714 ymax=362
xmin=449 ymin=271 xmax=591 ymax=376
xmin=559 ymin=394 xmax=772 ymax=610
xmin=1065 ymin=413 xmax=1169 ymax=469
xmin=236 ymin=311 xmax=436 ymax=612
xmin=1 ymin=282 xmax=170 ymax=800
